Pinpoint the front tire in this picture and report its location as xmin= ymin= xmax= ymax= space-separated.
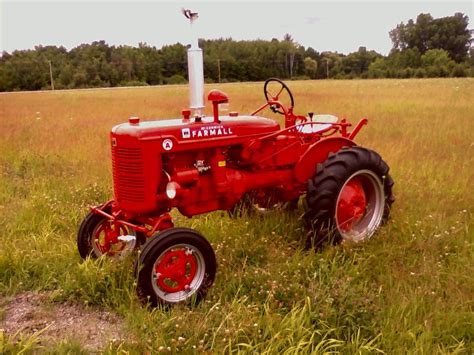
xmin=136 ymin=228 xmax=216 ymax=307
xmin=303 ymin=146 xmax=394 ymax=248
xmin=77 ymin=207 xmax=144 ymax=258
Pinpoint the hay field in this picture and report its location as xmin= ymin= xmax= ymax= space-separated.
xmin=0 ymin=78 xmax=473 ymax=352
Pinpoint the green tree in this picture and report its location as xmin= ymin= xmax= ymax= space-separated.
xmin=283 ymin=33 xmax=298 ymax=78
xmin=342 ymin=47 xmax=382 ymax=78
xmin=421 ymin=49 xmax=455 ymax=77
xmin=390 ymin=12 xmax=471 ymax=62
xmin=319 ymin=52 xmax=343 ymax=79
xmin=390 ymin=48 xmax=422 ymax=69
xmin=368 ymin=58 xmax=389 ymax=78
xmin=304 ymin=57 xmax=317 ymax=78
xmin=57 ymin=63 xmax=74 ymax=88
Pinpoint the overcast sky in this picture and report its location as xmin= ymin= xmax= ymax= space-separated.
xmin=1 ymin=0 xmax=472 ymax=55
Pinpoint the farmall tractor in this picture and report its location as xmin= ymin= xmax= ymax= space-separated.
xmin=77 ymin=11 xmax=394 ymax=307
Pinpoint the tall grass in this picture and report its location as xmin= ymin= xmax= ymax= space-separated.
xmin=0 ymin=78 xmax=473 ymax=352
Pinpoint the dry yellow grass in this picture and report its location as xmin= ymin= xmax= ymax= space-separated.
xmin=1 ymin=79 xmax=472 ymax=211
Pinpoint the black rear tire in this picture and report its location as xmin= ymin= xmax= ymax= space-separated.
xmin=303 ymin=146 xmax=394 ymax=248
xmin=136 ymin=228 xmax=216 ymax=307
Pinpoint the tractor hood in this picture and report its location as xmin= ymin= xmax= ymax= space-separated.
xmin=112 ymin=115 xmax=280 ymax=142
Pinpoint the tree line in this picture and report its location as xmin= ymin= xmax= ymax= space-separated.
xmin=0 ymin=12 xmax=472 ymax=92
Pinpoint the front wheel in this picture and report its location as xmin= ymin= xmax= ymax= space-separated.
xmin=304 ymin=146 xmax=394 ymax=248
xmin=77 ymin=207 xmax=144 ymax=258
xmin=136 ymin=228 xmax=216 ymax=307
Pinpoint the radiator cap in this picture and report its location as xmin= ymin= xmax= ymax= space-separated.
xmin=129 ymin=117 xmax=140 ymax=125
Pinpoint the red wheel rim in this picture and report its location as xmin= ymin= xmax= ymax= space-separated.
xmin=154 ymin=248 xmax=198 ymax=293
xmin=336 ymin=177 xmax=367 ymax=232
xmin=93 ymin=221 xmax=129 ymax=256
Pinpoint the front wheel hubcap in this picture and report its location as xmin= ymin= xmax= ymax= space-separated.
xmin=151 ymin=244 xmax=205 ymax=303
xmin=92 ymin=221 xmax=135 ymax=257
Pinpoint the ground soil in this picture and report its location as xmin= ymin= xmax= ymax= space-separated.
xmin=0 ymin=291 xmax=124 ymax=351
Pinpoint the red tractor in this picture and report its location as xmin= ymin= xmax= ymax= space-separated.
xmin=77 ymin=12 xmax=394 ymax=307
xmin=77 ymin=78 xmax=394 ymax=306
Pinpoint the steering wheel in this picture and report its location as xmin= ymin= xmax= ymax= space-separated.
xmin=263 ymin=78 xmax=295 ymax=115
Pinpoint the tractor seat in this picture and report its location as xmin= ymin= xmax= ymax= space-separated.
xmin=296 ymin=114 xmax=339 ymax=134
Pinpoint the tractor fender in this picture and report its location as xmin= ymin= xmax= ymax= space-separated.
xmin=294 ymin=137 xmax=356 ymax=184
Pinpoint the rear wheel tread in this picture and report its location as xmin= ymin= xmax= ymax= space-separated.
xmin=303 ymin=146 xmax=394 ymax=247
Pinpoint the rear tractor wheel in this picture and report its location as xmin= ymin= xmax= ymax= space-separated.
xmin=136 ymin=228 xmax=216 ymax=307
xmin=304 ymin=146 xmax=394 ymax=248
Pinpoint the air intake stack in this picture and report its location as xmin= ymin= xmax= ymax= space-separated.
xmin=183 ymin=9 xmax=204 ymax=116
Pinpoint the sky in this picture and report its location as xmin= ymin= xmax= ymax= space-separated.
xmin=1 ymin=0 xmax=472 ymax=55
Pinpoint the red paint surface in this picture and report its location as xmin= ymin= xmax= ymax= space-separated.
xmin=155 ymin=249 xmax=197 ymax=293
xmin=337 ymin=177 xmax=367 ymax=232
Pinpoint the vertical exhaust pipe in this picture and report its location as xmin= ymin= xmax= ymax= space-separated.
xmin=183 ymin=9 xmax=204 ymax=116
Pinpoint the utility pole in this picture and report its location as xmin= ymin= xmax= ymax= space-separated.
xmin=48 ymin=60 xmax=55 ymax=90
xmin=289 ymin=52 xmax=295 ymax=79
xmin=324 ymin=58 xmax=329 ymax=79
xmin=217 ymin=59 xmax=221 ymax=83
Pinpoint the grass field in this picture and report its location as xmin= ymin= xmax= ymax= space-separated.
xmin=0 ymin=78 xmax=473 ymax=353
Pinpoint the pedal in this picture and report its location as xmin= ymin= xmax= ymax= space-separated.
xmin=118 ymin=235 xmax=136 ymax=242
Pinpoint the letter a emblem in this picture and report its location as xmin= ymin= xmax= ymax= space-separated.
xmin=162 ymin=139 xmax=173 ymax=151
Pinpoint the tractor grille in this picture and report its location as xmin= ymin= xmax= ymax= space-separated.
xmin=112 ymin=147 xmax=145 ymax=202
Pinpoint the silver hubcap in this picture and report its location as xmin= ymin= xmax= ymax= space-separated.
xmin=335 ymin=170 xmax=385 ymax=242
xmin=151 ymin=243 xmax=206 ymax=303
